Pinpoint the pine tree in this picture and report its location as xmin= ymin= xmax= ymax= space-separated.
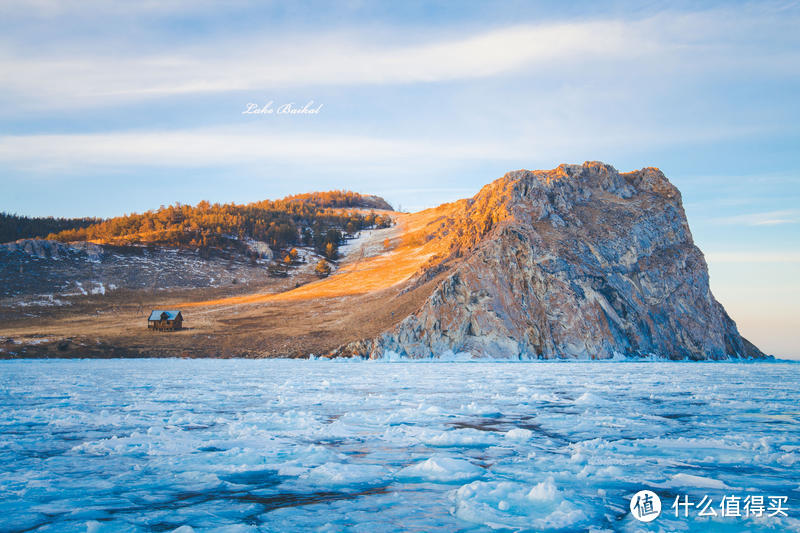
xmin=324 ymin=242 xmax=337 ymax=260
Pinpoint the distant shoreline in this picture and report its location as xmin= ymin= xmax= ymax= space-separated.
xmin=0 ymin=353 xmax=789 ymax=362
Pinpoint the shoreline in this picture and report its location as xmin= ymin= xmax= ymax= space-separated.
xmin=0 ymin=350 xmax=785 ymax=362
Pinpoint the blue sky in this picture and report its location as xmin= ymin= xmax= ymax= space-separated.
xmin=0 ymin=0 xmax=798 ymax=358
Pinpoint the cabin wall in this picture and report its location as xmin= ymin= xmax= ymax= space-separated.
xmin=148 ymin=318 xmax=183 ymax=331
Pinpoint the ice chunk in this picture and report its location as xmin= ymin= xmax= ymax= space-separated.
xmin=527 ymin=477 xmax=558 ymax=501
xmin=437 ymin=350 xmax=474 ymax=361
xmin=301 ymin=462 xmax=391 ymax=488
xmin=396 ymin=456 xmax=484 ymax=483
xmin=451 ymin=479 xmax=587 ymax=530
xmin=1 ymin=359 xmax=797 ymax=532
xmin=656 ymin=473 xmax=733 ymax=490
xmin=574 ymin=392 xmax=606 ymax=405
xmin=505 ymin=428 xmax=533 ymax=442
xmin=421 ymin=428 xmax=498 ymax=447
xmin=381 ymin=350 xmax=404 ymax=361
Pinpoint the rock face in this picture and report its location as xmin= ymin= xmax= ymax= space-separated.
xmin=336 ymin=162 xmax=766 ymax=360
xmin=2 ymin=239 xmax=104 ymax=261
xmin=244 ymin=240 xmax=274 ymax=261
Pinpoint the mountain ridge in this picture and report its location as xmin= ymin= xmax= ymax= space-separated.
xmin=331 ymin=162 xmax=766 ymax=360
xmin=0 ymin=163 xmax=768 ymax=360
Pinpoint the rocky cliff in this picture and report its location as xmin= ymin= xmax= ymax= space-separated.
xmin=334 ymin=162 xmax=766 ymax=360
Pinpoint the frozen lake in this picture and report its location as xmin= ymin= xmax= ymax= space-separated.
xmin=1 ymin=359 xmax=798 ymax=532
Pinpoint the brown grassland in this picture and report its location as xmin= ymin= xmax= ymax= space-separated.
xmin=0 ymin=208 xmax=453 ymax=359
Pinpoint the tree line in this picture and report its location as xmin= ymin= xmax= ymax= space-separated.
xmin=0 ymin=213 xmax=101 ymax=244
xmin=42 ymin=190 xmax=392 ymax=257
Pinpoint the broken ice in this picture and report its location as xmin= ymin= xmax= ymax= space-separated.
xmin=0 ymin=359 xmax=798 ymax=532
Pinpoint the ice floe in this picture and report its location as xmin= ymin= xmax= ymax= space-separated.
xmin=0 ymin=359 xmax=797 ymax=531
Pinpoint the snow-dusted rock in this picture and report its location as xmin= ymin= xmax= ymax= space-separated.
xmin=2 ymin=239 xmax=104 ymax=261
xmin=245 ymin=239 xmax=274 ymax=260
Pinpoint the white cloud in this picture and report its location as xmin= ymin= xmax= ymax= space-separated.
xmin=0 ymin=21 xmax=644 ymax=107
xmin=1 ymin=6 xmax=797 ymax=110
xmin=0 ymin=130 xmax=518 ymax=172
xmin=0 ymin=119 xmax=760 ymax=176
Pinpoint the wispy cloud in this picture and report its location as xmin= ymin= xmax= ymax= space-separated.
xmin=0 ymin=121 xmax=760 ymax=176
xmin=0 ymin=0 xmax=226 ymax=15
xmin=0 ymin=130 xmax=518 ymax=172
xmin=710 ymin=210 xmax=800 ymax=227
xmin=705 ymin=251 xmax=800 ymax=263
xmin=0 ymin=21 xmax=645 ymax=107
xmin=1 ymin=6 xmax=798 ymax=110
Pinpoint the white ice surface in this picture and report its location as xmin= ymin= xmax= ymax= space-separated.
xmin=0 ymin=360 xmax=798 ymax=532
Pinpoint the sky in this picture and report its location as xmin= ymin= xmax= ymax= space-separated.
xmin=0 ymin=0 xmax=798 ymax=358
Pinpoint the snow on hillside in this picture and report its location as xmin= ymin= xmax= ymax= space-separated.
xmin=0 ymin=240 xmax=276 ymax=306
xmin=338 ymin=227 xmax=397 ymax=261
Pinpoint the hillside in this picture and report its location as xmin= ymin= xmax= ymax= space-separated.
xmin=0 ymin=164 xmax=767 ymax=360
xmin=42 ymin=190 xmax=392 ymax=253
xmin=0 ymin=190 xmax=393 ymax=304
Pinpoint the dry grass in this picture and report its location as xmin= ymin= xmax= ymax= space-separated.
xmin=181 ymin=209 xmax=449 ymax=307
xmin=0 ymin=208 xmax=456 ymax=359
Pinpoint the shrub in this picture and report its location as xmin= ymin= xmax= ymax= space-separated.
xmin=315 ymin=259 xmax=332 ymax=277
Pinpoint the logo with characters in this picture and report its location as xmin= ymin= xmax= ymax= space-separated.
xmin=631 ymin=490 xmax=662 ymax=522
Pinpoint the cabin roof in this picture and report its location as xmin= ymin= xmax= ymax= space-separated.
xmin=148 ymin=310 xmax=182 ymax=321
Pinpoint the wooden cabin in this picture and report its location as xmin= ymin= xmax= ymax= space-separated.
xmin=147 ymin=310 xmax=183 ymax=331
